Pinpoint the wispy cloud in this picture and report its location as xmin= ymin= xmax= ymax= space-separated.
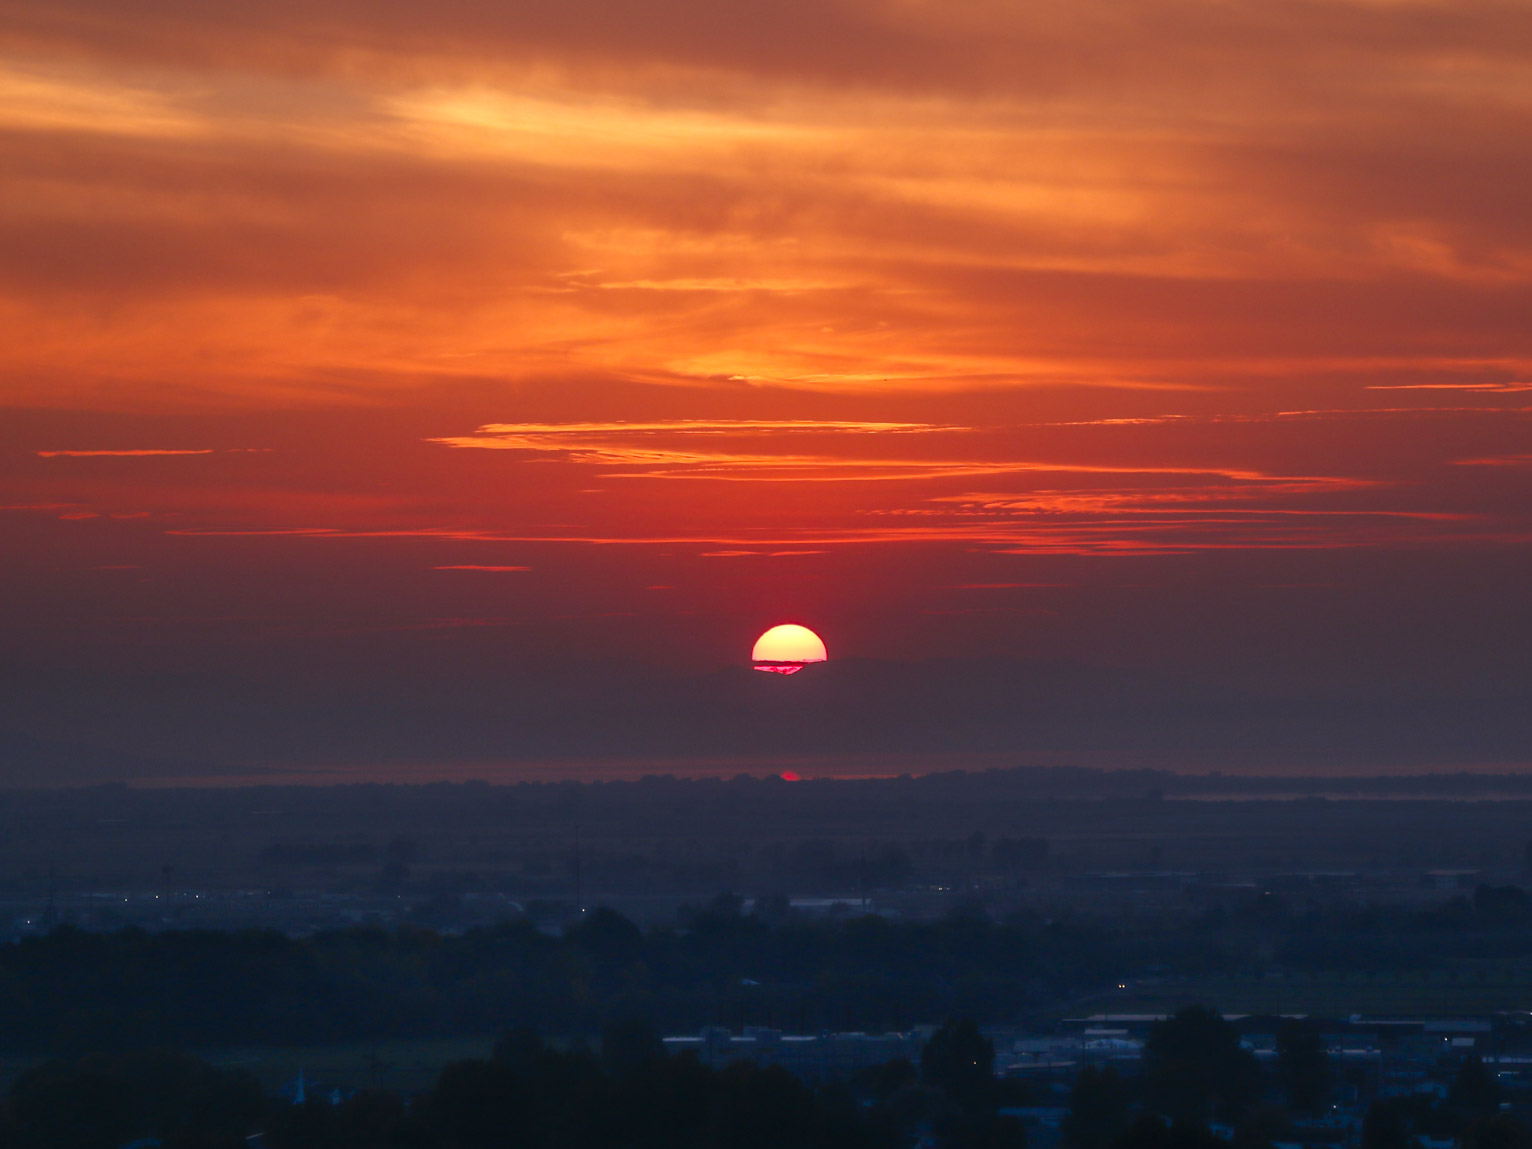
xmin=428 ymin=420 xmax=1388 ymax=488
xmin=1366 ymin=382 xmax=1532 ymax=393
xmin=1457 ymin=454 xmax=1532 ymax=468
xmin=924 ymin=476 xmax=1378 ymax=514
xmin=0 ymin=63 xmax=202 ymax=138
xmin=36 ymin=448 xmax=218 ymax=457
xmin=432 ymin=419 xmax=993 ymax=479
xmin=160 ymin=513 xmax=1515 ymax=557
xmin=449 ymin=420 xmax=951 ymax=436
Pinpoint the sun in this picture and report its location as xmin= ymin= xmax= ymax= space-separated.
xmin=751 ymin=624 xmax=827 ymax=675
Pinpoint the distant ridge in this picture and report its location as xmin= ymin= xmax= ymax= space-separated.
xmin=0 ymin=729 xmax=230 ymax=786
xmin=790 ymin=764 xmax=1532 ymax=800
xmin=431 ymin=764 xmax=1532 ymax=800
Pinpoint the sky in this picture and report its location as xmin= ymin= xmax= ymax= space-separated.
xmin=2 ymin=0 xmax=1531 ymax=774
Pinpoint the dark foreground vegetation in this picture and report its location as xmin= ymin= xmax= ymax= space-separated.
xmin=13 ymin=887 xmax=1532 ymax=1052
xmin=1061 ymin=1007 xmax=1532 ymax=1149
xmin=0 ymin=1020 xmax=1023 ymax=1149
xmin=1 ymin=907 xmax=1063 ymax=1052
xmin=6 ymin=1007 xmax=1532 ymax=1149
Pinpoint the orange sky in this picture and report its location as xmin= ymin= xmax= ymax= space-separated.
xmin=2 ymin=0 xmax=1531 ymax=765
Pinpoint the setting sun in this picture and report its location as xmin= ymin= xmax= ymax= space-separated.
xmin=751 ymin=625 xmax=828 ymax=675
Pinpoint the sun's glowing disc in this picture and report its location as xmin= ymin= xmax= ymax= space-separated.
xmin=751 ymin=624 xmax=827 ymax=674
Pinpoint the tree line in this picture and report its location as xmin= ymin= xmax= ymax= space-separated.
xmin=0 ymin=1020 xmax=1025 ymax=1149
xmin=11 ymin=890 xmax=1532 ymax=1053
xmin=1064 ymin=1006 xmax=1531 ymax=1149
xmin=6 ymin=1005 xmax=1529 ymax=1149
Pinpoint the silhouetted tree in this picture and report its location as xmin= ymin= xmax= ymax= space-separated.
xmin=992 ymin=838 xmax=1050 ymax=871
xmin=1141 ymin=1006 xmax=1260 ymax=1125
xmin=922 ymin=1019 xmax=994 ymax=1109
xmin=789 ymin=840 xmax=840 ymax=887
xmin=426 ymin=1058 xmax=531 ymax=1149
xmin=938 ymin=1109 xmax=1027 ymax=1149
xmin=713 ymin=1061 xmax=820 ymax=1149
xmin=1230 ymin=1103 xmax=1293 ymax=1149
xmin=601 ymin=1017 xmax=665 ymax=1078
xmin=1064 ymin=1065 xmax=1134 ymax=1149
xmin=564 ymin=906 xmax=643 ymax=965
xmin=1462 ymin=1114 xmax=1532 ymax=1149
xmin=329 ymin=1089 xmax=417 ymax=1149
xmin=9 ymin=1059 xmax=134 ymax=1149
xmin=1450 ymin=1055 xmax=1502 ymax=1121
xmin=1474 ymin=884 xmax=1531 ymax=922
xmin=162 ymin=1131 xmax=248 ymax=1149
xmin=1275 ymin=1018 xmax=1330 ymax=1116
xmin=866 ymin=844 xmax=914 ymax=890
xmin=1362 ymin=1098 xmax=1417 ymax=1149
xmin=377 ymin=836 xmax=414 ymax=892
xmin=750 ymin=891 xmax=792 ymax=923
xmin=1110 ymin=1113 xmax=1225 ymax=1149
xmin=857 ymin=1057 xmax=918 ymax=1102
xmin=492 ymin=1026 xmax=545 ymax=1069
xmin=9 ymin=1052 xmax=262 ymax=1149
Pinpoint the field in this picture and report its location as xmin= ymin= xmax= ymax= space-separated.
xmin=1068 ymin=969 xmax=1532 ymax=1018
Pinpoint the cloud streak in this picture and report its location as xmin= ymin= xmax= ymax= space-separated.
xmin=428 ymin=419 xmax=1387 ymax=486
xmin=36 ymin=448 xmax=218 ymax=457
